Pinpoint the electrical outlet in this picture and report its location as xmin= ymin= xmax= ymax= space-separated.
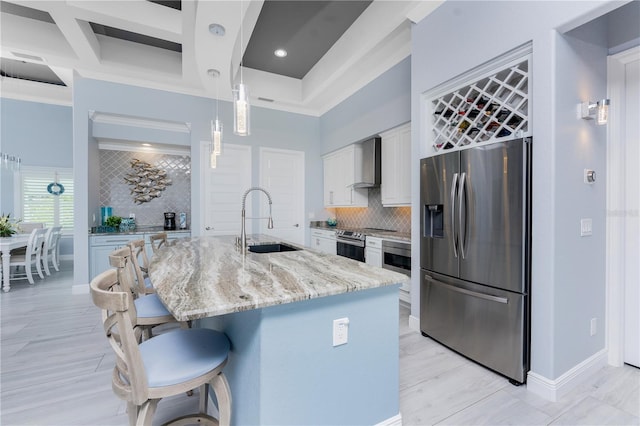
xmin=581 ymin=218 xmax=592 ymax=237
xmin=590 ymin=318 xmax=597 ymax=336
xmin=333 ymin=318 xmax=349 ymax=346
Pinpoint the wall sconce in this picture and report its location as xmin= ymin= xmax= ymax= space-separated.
xmin=578 ymin=99 xmax=610 ymax=125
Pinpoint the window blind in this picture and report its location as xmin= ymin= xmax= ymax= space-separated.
xmin=19 ymin=167 xmax=74 ymax=231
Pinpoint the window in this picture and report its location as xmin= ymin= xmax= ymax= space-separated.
xmin=15 ymin=167 xmax=74 ymax=232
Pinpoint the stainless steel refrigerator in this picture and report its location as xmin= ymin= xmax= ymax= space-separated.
xmin=420 ymin=137 xmax=532 ymax=384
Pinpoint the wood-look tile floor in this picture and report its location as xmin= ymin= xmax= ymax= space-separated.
xmin=1 ymin=261 xmax=638 ymax=425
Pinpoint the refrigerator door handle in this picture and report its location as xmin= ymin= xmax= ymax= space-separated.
xmin=424 ymin=273 xmax=508 ymax=304
xmin=450 ymin=172 xmax=459 ymax=258
xmin=458 ymin=172 xmax=467 ymax=259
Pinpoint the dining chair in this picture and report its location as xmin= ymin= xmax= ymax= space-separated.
xmin=128 ymin=239 xmax=155 ymax=295
xmin=109 ymin=246 xmax=184 ymax=339
xmin=42 ymin=226 xmax=62 ymax=275
xmin=9 ymin=228 xmax=47 ymax=284
xmin=19 ymin=222 xmax=44 ymax=234
xmin=149 ymin=232 xmax=168 ymax=254
xmin=9 ymin=222 xmax=44 ymax=256
xmin=90 ymin=268 xmax=232 ymax=426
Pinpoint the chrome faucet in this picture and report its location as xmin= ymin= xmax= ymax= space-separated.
xmin=239 ymin=187 xmax=274 ymax=251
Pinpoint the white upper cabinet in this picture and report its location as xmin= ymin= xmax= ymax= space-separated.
xmin=323 ymin=145 xmax=368 ymax=208
xmin=380 ymin=122 xmax=411 ymax=206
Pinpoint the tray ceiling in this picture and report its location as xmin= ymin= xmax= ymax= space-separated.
xmin=0 ymin=0 xmax=442 ymax=115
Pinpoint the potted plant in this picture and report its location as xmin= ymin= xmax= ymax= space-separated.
xmin=104 ymin=215 xmax=122 ymax=232
xmin=0 ymin=213 xmax=21 ymax=237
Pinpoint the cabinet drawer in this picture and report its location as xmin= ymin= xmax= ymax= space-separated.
xmin=90 ymin=234 xmax=140 ymax=247
xmin=365 ymin=236 xmax=382 ymax=248
xmin=311 ymin=229 xmax=336 ymax=239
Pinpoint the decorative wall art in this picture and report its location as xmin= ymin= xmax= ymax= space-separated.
xmin=124 ymin=158 xmax=172 ymax=204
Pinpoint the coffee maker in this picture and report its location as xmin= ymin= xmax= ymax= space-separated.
xmin=164 ymin=212 xmax=176 ymax=230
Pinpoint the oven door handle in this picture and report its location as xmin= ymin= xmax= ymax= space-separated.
xmin=337 ymin=239 xmax=365 ymax=248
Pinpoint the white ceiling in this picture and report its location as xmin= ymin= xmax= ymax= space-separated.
xmin=0 ymin=0 xmax=442 ymax=116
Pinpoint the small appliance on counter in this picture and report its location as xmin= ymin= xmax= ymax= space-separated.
xmin=164 ymin=212 xmax=176 ymax=230
xmin=179 ymin=212 xmax=187 ymax=230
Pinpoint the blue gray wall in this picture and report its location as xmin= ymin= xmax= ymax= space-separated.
xmin=320 ymin=56 xmax=411 ymax=154
xmin=0 ymin=98 xmax=72 ymax=212
xmin=411 ymin=0 xmax=635 ymax=381
xmin=0 ymin=98 xmax=74 ymax=255
xmin=72 ymin=76 xmax=321 ymax=285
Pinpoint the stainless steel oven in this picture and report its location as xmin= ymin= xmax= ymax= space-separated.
xmin=382 ymin=240 xmax=411 ymax=276
xmin=336 ymin=230 xmax=365 ymax=262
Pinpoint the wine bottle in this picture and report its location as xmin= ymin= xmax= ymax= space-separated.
xmin=434 ymin=108 xmax=454 ymax=118
xmin=467 ymin=127 xmax=480 ymax=137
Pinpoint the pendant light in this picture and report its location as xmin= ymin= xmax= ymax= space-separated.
xmin=208 ymin=69 xmax=223 ymax=168
xmin=234 ymin=0 xmax=250 ymax=136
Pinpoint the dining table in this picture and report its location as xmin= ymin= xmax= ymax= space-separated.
xmin=0 ymin=234 xmax=30 ymax=292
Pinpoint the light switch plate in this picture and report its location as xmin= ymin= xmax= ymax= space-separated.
xmin=580 ymin=218 xmax=592 ymax=236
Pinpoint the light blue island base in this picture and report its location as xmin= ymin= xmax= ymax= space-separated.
xmin=200 ymin=284 xmax=401 ymax=426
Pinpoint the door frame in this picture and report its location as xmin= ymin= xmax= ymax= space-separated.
xmin=259 ymin=147 xmax=305 ymax=245
xmin=606 ymin=46 xmax=639 ymax=366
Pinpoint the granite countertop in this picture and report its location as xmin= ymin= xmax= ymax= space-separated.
xmin=310 ymin=223 xmax=411 ymax=242
xmin=148 ymin=235 xmax=409 ymax=321
xmin=89 ymin=226 xmax=191 ymax=236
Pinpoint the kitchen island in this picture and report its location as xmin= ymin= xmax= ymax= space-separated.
xmin=148 ymin=235 xmax=408 ymax=426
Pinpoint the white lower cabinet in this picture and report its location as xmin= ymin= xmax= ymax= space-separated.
xmin=310 ymin=229 xmax=337 ymax=255
xmin=365 ymin=236 xmax=382 ymax=267
xmin=90 ymin=234 xmax=139 ymax=280
xmin=90 ymin=231 xmax=191 ymax=279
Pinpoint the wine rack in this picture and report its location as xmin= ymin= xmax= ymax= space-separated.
xmin=430 ymin=58 xmax=529 ymax=152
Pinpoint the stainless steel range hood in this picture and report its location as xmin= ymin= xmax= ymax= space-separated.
xmin=353 ymin=137 xmax=381 ymax=188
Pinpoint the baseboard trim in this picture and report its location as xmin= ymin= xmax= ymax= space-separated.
xmin=72 ymin=284 xmax=89 ymax=294
xmin=527 ymin=348 xmax=608 ymax=402
xmin=409 ymin=314 xmax=420 ymax=332
xmin=376 ymin=413 xmax=402 ymax=426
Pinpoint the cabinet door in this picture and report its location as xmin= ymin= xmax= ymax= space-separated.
xmin=90 ymin=235 xmax=138 ymax=279
xmin=365 ymin=248 xmax=382 ymax=267
xmin=365 ymin=237 xmax=383 ymax=267
xmin=311 ymin=230 xmax=336 ymax=254
xmin=323 ymin=145 xmax=368 ymax=208
xmin=381 ymin=123 xmax=411 ymax=206
xmin=91 ymin=245 xmax=115 ymax=280
xmin=320 ymin=237 xmax=337 ymax=254
xmin=323 ymin=153 xmax=339 ymax=206
xmin=381 ymin=131 xmax=399 ymax=205
xmin=397 ymin=125 xmax=412 ymax=204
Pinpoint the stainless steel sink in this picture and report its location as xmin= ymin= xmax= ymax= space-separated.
xmin=248 ymin=243 xmax=300 ymax=253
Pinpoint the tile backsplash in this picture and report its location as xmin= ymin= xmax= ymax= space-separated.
xmin=99 ymin=150 xmax=191 ymax=227
xmin=329 ymin=187 xmax=411 ymax=232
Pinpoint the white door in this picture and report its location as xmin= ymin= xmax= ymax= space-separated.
xmin=200 ymin=143 xmax=252 ymax=236
xmin=259 ymin=148 xmax=305 ymax=245
xmin=622 ymin=56 xmax=639 ymax=368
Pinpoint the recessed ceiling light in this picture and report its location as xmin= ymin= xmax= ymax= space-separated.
xmin=209 ymin=23 xmax=225 ymax=36
xmin=274 ymin=49 xmax=287 ymax=58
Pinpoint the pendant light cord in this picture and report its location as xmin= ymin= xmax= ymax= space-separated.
xmin=239 ymin=0 xmax=243 ymax=83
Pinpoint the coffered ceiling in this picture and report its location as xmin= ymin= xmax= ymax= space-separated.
xmin=0 ymin=0 xmax=442 ymax=116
